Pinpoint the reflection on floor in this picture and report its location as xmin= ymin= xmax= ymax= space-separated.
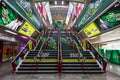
xmin=0 ymin=61 xmax=120 ymax=80
xmin=0 ymin=72 xmax=120 ymax=80
xmin=0 ymin=60 xmax=12 ymax=77
xmin=107 ymin=63 xmax=120 ymax=76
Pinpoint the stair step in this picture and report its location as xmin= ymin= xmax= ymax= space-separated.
xmin=26 ymin=54 xmax=57 ymax=57
xmin=62 ymin=71 xmax=103 ymax=74
xmin=25 ymin=56 xmax=57 ymax=59
xmin=62 ymin=67 xmax=101 ymax=70
xmin=62 ymin=53 xmax=91 ymax=55
xmin=18 ymin=67 xmax=58 ymax=70
xmin=16 ymin=70 xmax=58 ymax=74
xmin=30 ymin=51 xmax=39 ymax=52
xmin=62 ymin=57 xmax=93 ymax=59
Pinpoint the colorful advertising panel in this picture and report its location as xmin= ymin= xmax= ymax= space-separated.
xmin=34 ymin=2 xmax=47 ymax=20
xmin=0 ymin=0 xmax=24 ymax=31
xmin=78 ymin=0 xmax=103 ymax=26
xmin=19 ymin=22 xmax=35 ymax=37
xmin=94 ymin=2 xmax=120 ymax=31
xmin=83 ymin=22 xmax=101 ymax=37
xmin=44 ymin=2 xmax=52 ymax=24
xmin=66 ymin=2 xmax=74 ymax=25
xmin=76 ymin=3 xmax=84 ymax=19
xmin=6 ymin=0 xmax=42 ymax=30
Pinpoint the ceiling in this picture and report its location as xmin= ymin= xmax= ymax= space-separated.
xmin=34 ymin=0 xmax=86 ymax=3
xmin=89 ymin=26 xmax=120 ymax=44
xmin=34 ymin=0 xmax=88 ymax=21
xmin=50 ymin=5 xmax=68 ymax=21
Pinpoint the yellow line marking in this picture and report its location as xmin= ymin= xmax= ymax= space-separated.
xmin=23 ymin=59 xmax=96 ymax=62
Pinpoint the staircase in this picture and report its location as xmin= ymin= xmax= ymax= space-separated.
xmin=14 ymin=29 xmax=105 ymax=74
xmin=16 ymin=29 xmax=58 ymax=74
xmin=61 ymin=30 xmax=103 ymax=74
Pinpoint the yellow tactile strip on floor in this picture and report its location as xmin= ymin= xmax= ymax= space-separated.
xmin=23 ymin=59 xmax=96 ymax=63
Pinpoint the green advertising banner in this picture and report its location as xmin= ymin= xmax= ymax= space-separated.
xmin=75 ymin=0 xmax=116 ymax=32
xmin=95 ymin=2 xmax=120 ymax=31
xmin=5 ymin=0 xmax=43 ymax=31
xmin=78 ymin=0 xmax=104 ymax=27
xmin=0 ymin=0 xmax=25 ymax=31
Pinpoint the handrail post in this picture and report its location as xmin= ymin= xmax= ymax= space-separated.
xmin=21 ymin=52 xmax=24 ymax=60
xmin=103 ymin=60 xmax=107 ymax=73
xmin=95 ymin=51 xmax=98 ymax=60
xmin=12 ymin=62 xmax=16 ymax=73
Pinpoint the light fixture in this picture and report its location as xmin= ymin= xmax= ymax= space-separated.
xmin=38 ymin=2 xmax=41 ymax=6
xmin=20 ymin=36 xmax=28 ymax=39
xmin=5 ymin=30 xmax=18 ymax=35
xmin=62 ymin=1 xmax=64 ymax=5
xmin=55 ymin=1 xmax=57 ymax=5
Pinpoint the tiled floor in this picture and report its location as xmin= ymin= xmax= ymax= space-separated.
xmin=107 ymin=63 xmax=120 ymax=76
xmin=0 ymin=73 xmax=120 ymax=80
xmin=0 ymin=61 xmax=120 ymax=80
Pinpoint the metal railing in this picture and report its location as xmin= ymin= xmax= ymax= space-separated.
xmin=38 ymin=29 xmax=54 ymax=61
xmin=74 ymin=40 xmax=83 ymax=61
xmin=58 ymin=28 xmax=62 ymax=74
xmin=65 ymin=29 xmax=70 ymax=37
xmin=12 ymin=40 xmax=34 ymax=73
xmin=86 ymin=40 xmax=107 ymax=73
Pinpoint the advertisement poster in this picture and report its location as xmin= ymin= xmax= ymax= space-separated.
xmin=76 ymin=3 xmax=84 ymax=19
xmin=94 ymin=2 xmax=120 ymax=31
xmin=82 ymin=0 xmax=103 ymax=24
xmin=0 ymin=0 xmax=24 ymax=31
xmin=19 ymin=21 xmax=35 ymax=37
xmin=83 ymin=22 xmax=101 ymax=37
xmin=78 ymin=0 xmax=103 ymax=26
xmin=6 ymin=0 xmax=42 ymax=30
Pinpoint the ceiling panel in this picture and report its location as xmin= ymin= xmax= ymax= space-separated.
xmin=89 ymin=27 xmax=120 ymax=44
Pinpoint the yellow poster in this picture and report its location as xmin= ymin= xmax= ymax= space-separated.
xmin=19 ymin=22 xmax=35 ymax=37
xmin=83 ymin=22 xmax=101 ymax=37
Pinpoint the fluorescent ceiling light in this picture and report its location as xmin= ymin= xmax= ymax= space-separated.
xmin=55 ymin=1 xmax=57 ymax=5
xmin=5 ymin=30 xmax=18 ymax=35
xmin=38 ymin=2 xmax=41 ymax=6
xmin=62 ymin=1 xmax=64 ymax=5
xmin=50 ymin=6 xmax=68 ymax=8
xmin=21 ymin=36 xmax=28 ymax=39
xmin=34 ymin=3 xmax=38 ymax=9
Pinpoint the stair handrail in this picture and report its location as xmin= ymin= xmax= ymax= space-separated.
xmin=38 ymin=29 xmax=54 ymax=61
xmin=34 ymin=29 xmax=49 ymax=51
xmin=74 ymin=40 xmax=83 ymax=61
xmin=58 ymin=28 xmax=62 ymax=74
xmin=65 ymin=29 xmax=70 ymax=37
xmin=86 ymin=40 xmax=107 ymax=73
xmin=11 ymin=40 xmax=32 ymax=73
xmin=33 ymin=33 xmax=42 ymax=50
